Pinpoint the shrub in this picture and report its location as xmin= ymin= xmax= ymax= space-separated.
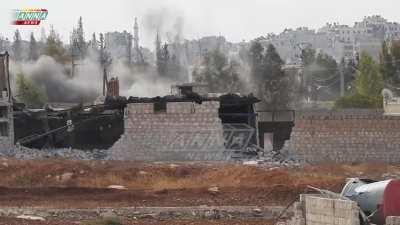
xmin=334 ymin=93 xmax=382 ymax=109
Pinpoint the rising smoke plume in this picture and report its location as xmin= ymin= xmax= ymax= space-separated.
xmin=9 ymin=55 xmax=173 ymax=105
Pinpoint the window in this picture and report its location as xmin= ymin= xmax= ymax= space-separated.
xmin=154 ymin=101 xmax=167 ymax=113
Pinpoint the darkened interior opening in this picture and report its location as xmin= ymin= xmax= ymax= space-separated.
xmin=179 ymin=86 xmax=193 ymax=96
xmin=257 ymin=110 xmax=295 ymax=151
xmin=0 ymin=122 xmax=8 ymax=137
xmin=218 ymin=94 xmax=259 ymax=147
xmin=154 ymin=101 xmax=167 ymax=113
xmin=258 ymin=121 xmax=294 ymax=150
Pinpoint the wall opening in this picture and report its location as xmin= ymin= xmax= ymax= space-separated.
xmin=0 ymin=122 xmax=8 ymax=137
xmin=257 ymin=110 xmax=295 ymax=151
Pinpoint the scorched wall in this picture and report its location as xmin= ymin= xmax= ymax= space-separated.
xmin=110 ymin=101 xmax=226 ymax=161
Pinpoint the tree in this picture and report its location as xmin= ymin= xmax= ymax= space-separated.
xmin=98 ymin=33 xmax=112 ymax=68
xmin=261 ymin=44 xmax=291 ymax=109
xmin=0 ymin=36 xmax=7 ymax=52
xmin=248 ymin=41 xmax=264 ymax=83
xmin=355 ymin=53 xmax=383 ymax=96
xmin=12 ymin=29 xmax=22 ymax=61
xmin=40 ymin=27 xmax=47 ymax=43
xmin=339 ymin=58 xmax=357 ymax=93
xmin=248 ymin=42 xmax=291 ymax=109
xmin=76 ymin=16 xmax=86 ymax=58
xmin=335 ymin=53 xmax=383 ymax=109
xmin=300 ymin=47 xmax=316 ymax=66
xmin=156 ymin=43 xmax=170 ymax=76
xmin=302 ymin=51 xmax=339 ymax=101
xmin=90 ymin=33 xmax=98 ymax=52
xmin=380 ymin=41 xmax=396 ymax=82
xmin=16 ymin=72 xmax=47 ymax=108
xmin=44 ymin=26 xmax=69 ymax=63
xmin=70 ymin=17 xmax=87 ymax=59
xmin=127 ymin=33 xmax=132 ymax=65
xmin=28 ymin=32 xmax=39 ymax=61
xmin=193 ymin=48 xmax=242 ymax=93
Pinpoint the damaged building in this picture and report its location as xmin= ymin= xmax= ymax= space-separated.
xmin=110 ymin=84 xmax=260 ymax=161
xmin=0 ymin=53 xmax=266 ymax=160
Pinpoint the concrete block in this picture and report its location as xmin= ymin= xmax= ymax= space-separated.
xmin=387 ymin=216 xmax=400 ymax=225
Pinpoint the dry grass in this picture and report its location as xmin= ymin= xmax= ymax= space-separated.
xmin=0 ymin=159 xmax=398 ymax=192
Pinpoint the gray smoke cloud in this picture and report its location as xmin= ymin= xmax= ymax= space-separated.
xmin=11 ymin=56 xmax=101 ymax=103
xmin=143 ymin=7 xmax=186 ymax=43
xmin=9 ymin=55 xmax=173 ymax=105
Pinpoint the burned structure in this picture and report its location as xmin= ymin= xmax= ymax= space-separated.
xmin=110 ymin=84 xmax=260 ymax=161
xmin=0 ymin=52 xmax=14 ymax=150
xmin=0 ymin=51 xmax=280 ymax=160
xmin=1 ymin=50 xmax=261 ymax=160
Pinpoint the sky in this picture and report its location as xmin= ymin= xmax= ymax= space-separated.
xmin=1 ymin=0 xmax=400 ymax=48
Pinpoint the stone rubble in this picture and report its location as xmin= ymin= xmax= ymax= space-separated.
xmin=0 ymin=146 xmax=109 ymax=160
xmin=0 ymin=206 xmax=286 ymax=221
xmin=242 ymin=143 xmax=302 ymax=167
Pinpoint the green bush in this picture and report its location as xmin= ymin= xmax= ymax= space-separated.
xmin=334 ymin=93 xmax=382 ymax=109
xmin=83 ymin=217 xmax=122 ymax=225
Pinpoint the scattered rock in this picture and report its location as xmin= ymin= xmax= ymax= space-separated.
xmin=60 ymin=172 xmax=74 ymax=182
xmin=169 ymin=164 xmax=179 ymax=168
xmin=208 ymin=186 xmax=220 ymax=195
xmin=138 ymin=171 xmax=148 ymax=176
xmin=252 ymin=208 xmax=263 ymax=216
xmin=243 ymin=160 xmax=258 ymax=166
xmin=100 ymin=210 xmax=117 ymax=218
xmin=252 ymin=208 xmax=262 ymax=213
xmin=1 ymin=162 xmax=8 ymax=167
xmin=16 ymin=215 xmax=45 ymax=221
xmin=2 ymin=146 xmax=109 ymax=160
xmin=107 ymin=185 xmax=127 ymax=190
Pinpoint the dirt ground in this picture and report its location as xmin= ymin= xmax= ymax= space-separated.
xmin=0 ymin=159 xmax=398 ymax=208
xmin=0 ymin=217 xmax=274 ymax=225
xmin=0 ymin=159 xmax=399 ymax=224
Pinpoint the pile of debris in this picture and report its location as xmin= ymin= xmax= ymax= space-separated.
xmin=243 ymin=144 xmax=302 ymax=167
xmin=0 ymin=146 xmax=109 ymax=160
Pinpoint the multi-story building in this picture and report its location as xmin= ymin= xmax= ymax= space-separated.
xmin=259 ymin=15 xmax=400 ymax=63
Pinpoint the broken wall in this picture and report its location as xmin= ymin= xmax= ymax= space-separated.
xmin=288 ymin=109 xmax=400 ymax=163
xmin=0 ymin=53 xmax=13 ymax=152
xmin=278 ymin=194 xmax=359 ymax=225
xmin=110 ymin=101 xmax=227 ymax=161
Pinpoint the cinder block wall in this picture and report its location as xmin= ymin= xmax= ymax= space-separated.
xmin=277 ymin=194 xmax=359 ymax=225
xmin=302 ymin=195 xmax=359 ymax=225
xmin=110 ymin=101 xmax=226 ymax=161
xmin=288 ymin=109 xmax=400 ymax=163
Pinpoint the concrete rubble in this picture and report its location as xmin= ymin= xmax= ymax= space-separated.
xmin=243 ymin=143 xmax=302 ymax=167
xmin=0 ymin=206 xmax=286 ymax=221
xmin=0 ymin=146 xmax=108 ymax=160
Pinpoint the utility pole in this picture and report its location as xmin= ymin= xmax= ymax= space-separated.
xmin=102 ymin=67 xmax=107 ymax=96
xmin=340 ymin=66 xmax=345 ymax=97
